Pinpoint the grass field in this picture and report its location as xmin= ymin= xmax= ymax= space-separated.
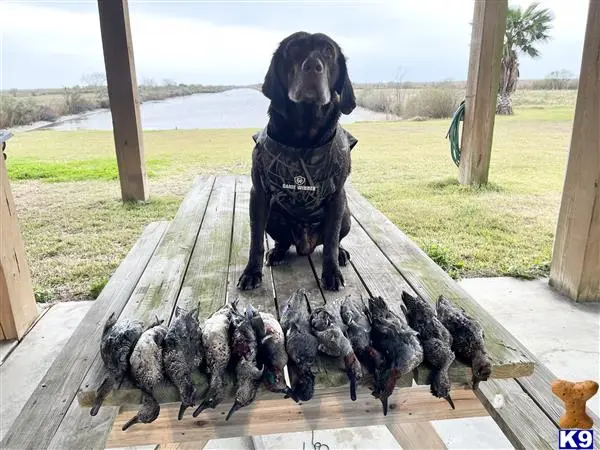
xmin=5 ymin=89 xmax=575 ymax=302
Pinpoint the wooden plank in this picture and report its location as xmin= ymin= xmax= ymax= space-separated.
xmin=176 ymin=175 xmax=236 ymax=319
xmin=78 ymin=177 xmax=216 ymax=405
xmin=458 ymin=0 xmax=508 ymax=186
xmin=387 ymin=422 xmax=447 ymax=450
xmin=549 ymin=0 xmax=600 ymax=301
xmin=0 ymin=302 xmax=92 ymax=442
xmin=270 ymin=241 xmax=324 ymax=315
xmin=97 ymin=0 xmax=147 ymax=201
xmin=106 ymin=387 xmax=486 ymax=447
xmin=118 ymin=176 xmax=215 ymax=324
xmin=346 ymin=184 xmax=534 ymax=379
xmin=0 ymin=221 xmax=169 ymax=449
xmin=476 ymin=378 xmax=558 ymax=450
xmin=47 ymin=398 xmax=119 ymax=450
xmin=0 ymin=154 xmax=38 ymax=340
xmin=226 ymin=176 xmax=276 ymax=314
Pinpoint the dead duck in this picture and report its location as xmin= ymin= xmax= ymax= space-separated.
xmin=163 ymin=306 xmax=204 ymax=420
xmin=436 ymin=295 xmax=491 ymax=390
xmin=192 ymin=303 xmax=233 ymax=417
xmin=247 ymin=305 xmax=298 ymax=402
xmin=340 ymin=295 xmax=384 ymax=378
xmin=91 ymin=312 xmax=150 ymax=416
xmin=401 ymin=291 xmax=455 ymax=409
xmin=279 ymin=288 xmax=319 ymax=402
xmin=123 ymin=322 xmax=168 ymax=431
xmin=368 ymin=296 xmax=423 ymax=415
xmin=310 ymin=298 xmax=363 ymax=401
xmin=226 ymin=301 xmax=264 ymax=420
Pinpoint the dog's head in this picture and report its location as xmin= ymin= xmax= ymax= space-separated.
xmin=262 ymin=31 xmax=356 ymax=115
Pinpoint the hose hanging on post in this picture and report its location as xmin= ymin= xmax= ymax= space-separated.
xmin=446 ymin=100 xmax=465 ymax=167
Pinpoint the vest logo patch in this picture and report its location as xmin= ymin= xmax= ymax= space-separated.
xmin=282 ymin=175 xmax=317 ymax=192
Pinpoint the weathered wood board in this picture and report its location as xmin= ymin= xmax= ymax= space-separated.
xmin=476 ymin=378 xmax=558 ymax=450
xmin=0 ymin=221 xmax=168 ymax=449
xmin=106 ymin=387 xmax=486 ymax=447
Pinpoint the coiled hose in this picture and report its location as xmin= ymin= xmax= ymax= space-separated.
xmin=446 ymin=100 xmax=465 ymax=167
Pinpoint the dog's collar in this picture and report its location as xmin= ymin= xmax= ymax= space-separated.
xmin=252 ymin=123 xmax=358 ymax=156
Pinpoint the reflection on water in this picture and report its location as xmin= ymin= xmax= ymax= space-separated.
xmin=47 ymin=88 xmax=393 ymax=131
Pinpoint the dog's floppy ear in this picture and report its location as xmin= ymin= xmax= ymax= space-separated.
xmin=335 ymin=53 xmax=356 ymax=115
xmin=262 ymin=46 xmax=288 ymax=113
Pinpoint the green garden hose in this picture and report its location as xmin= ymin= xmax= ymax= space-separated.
xmin=446 ymin=100 xmax=465 ymax=167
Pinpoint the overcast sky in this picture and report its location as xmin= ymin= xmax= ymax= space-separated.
xmin=0 ymin=0 xmax=589 ymax=89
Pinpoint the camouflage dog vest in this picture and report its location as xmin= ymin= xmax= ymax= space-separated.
xmin=252 ymin=124 xmax=358 ymax=222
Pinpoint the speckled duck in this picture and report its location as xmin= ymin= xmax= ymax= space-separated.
xmin=310 ymin=297 xmax=363 ymax=401
xmin=436 ymin=295 xmax=491 ymax=390
xmin=225 ymin=301 xmax=264 ymax=420
xmin=91 ymin=312 xmax=154 ymax=416
xmin=340 ymin=295 xmax=384 ymax=381
xmin=401 ymin=291 xmax=455 ymax=409
xmin=368 ymin=296 xmax=423 ymax=415
xmin=193 ymin=303 xmax=233 ymax=417
xmin=163 ymin=306 xmax=204 ymax=420
xmin=122 ymin=321 xmax=168 ymax=431
xmin=247 ymin=305 xmax=298 ymax=402
xmin=279 ymin=289 xmax=319 ymax=402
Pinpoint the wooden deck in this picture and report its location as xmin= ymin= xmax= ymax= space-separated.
xmin=5 ymin=175 xmax=598 ymax=450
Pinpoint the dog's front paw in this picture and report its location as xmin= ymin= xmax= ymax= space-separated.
xmin=237 ymin=269 xmax=263 ymax=290
xmin=321 ymin=266 xmax=345 ymax=291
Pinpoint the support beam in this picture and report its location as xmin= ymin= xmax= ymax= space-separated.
xmin=0 ymin=154 xmax=38 ymax=340
xmin=549 ymin=0 xmax=600 ymax=302
xmin=459 ymin=0 xmax=508 ymax=186
xmin=97 ymin=0 xmax=148 ymax=202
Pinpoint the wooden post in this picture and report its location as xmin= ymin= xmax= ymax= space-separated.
xmin=1 ymin=154 xmax=38 ymax=340
xmin=97 ymin=0 xmax=148 ymax=202
xmin=549 ymin=0 xmax=600 ymax=302
xmin=459 ymin=0 xmax=508 ymax=186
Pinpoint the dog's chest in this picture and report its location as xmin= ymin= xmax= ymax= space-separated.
xmin=253 ymin=126 xmax=356 ymax=219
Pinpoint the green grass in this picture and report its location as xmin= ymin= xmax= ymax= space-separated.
xmin=6 ymin=92 xmax=574 ymax=302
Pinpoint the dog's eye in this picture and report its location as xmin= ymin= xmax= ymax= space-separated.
xmin=322 ymin=45 xmax=334 ymax=59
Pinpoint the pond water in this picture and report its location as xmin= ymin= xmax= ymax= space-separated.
xmin=47 ymin=88 xmax=392 ymax=131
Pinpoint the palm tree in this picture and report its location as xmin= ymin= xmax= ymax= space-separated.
xmin=497 ymin=2 xmax=554 ymax=115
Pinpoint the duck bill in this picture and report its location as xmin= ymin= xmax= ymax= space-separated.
xmin=192 ymin=400 xmax=209 ymax=417
xmin=445 ymin=395 xmax=456 ymax=410
xmin=178 ymin=403 xmax=189 ymax=420
xmin=90 ymin=377 xmax=113 ymax=416
xmin=121 ymin=415 xmax=140 ymax=431
xmin=282 ymin=386 xmax=300 ymax=403
xmin=225 ymin=401 xmax=241 ymax=421
xmin=347 ymin=371 xmax=357 ymax=401
xmin=380 ymin=396 xmax=389 ymax=416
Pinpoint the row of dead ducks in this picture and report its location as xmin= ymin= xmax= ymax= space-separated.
xmin=90 ymin=288 xmax=491 ymax=431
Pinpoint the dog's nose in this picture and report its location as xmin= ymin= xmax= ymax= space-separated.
xmin=301 ymin=56 xmax=323 ymax=74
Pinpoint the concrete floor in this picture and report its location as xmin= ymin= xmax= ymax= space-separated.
xmin=1 ymin=277 xmax=598 ymax=449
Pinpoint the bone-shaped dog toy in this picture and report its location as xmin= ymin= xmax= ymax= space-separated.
xmin=551 ymin=379 xmax=598 ymax=429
